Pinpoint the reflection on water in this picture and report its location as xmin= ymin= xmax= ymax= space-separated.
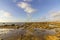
xmin=0 ymin=28 xmax=14 ymax=34
xmin=0 ymin=28 xmax=58 ymax=40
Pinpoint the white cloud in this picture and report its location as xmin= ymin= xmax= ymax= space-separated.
xmin=48 ymin=11 xmax=60 ymax=21
xmin=24 ymin=7 xmax=35 ymax=14
xmin=0 ymin=10 xmax=13 ymax=22
xmin=17 ymin=2 xmax=30 ymax=9
xmin=17 ymin=2 xmax=36 ymax=14
xmin=49 ymin=11 xmax=60 ymax=17
xmin=17 ymin=1 xmax=36 ymax=22
xmin=0 ymin=10 xmax=12 ymax=18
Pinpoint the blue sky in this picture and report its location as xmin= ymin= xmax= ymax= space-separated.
xmin=0 ymin=0 xmax=60 ymax=22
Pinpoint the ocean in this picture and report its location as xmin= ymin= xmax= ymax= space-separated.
xmin=0 ymin=22 xmax=24 ymax=26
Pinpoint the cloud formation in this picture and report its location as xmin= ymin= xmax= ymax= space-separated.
xmin=17 ymin=2 xmax=36 ymax=14
xmin=0 ymin=10 xmax=12 ymax=18
xmin=49 ymin=11 xmax=60 ymax=17
xmin=0 ymin=10 xmax=13 ymax=22
xmin=49 ymin=11 xmax=60 ymax=21
xmin=35 ymin=10 xmax=60 ymax=22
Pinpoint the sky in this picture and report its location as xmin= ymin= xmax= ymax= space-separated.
xmin=0 ymin=0 xmax=60 ymax=22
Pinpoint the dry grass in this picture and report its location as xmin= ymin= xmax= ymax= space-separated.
xmin=0 ymin=22 xmax=60 ymax=40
